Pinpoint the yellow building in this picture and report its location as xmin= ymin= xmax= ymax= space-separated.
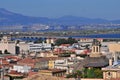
xmin=48 ymin=57 xmax=58 ymax=69
xmin=108 ymin=43 xmax=120 ymax=53
xmin=49 ymin=60 xmax=55 ymax=69
xmin=102 ymin=66 xmax=120 ymax=79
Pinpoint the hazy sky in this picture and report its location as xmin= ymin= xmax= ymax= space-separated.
xmin=0 ymin=0 xmax=120 ymax=20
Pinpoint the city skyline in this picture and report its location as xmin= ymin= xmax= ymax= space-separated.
xmin=0 ymin=0 xmax=120 ymax=20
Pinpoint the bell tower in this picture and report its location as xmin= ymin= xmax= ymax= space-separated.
xmin=90 ymin=39 xmax=102 ymax=57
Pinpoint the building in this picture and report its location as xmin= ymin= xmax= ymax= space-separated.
xmin=18 ymin=41 xmax=29 ymax=54
xmin=83 ymin=39 xmax=109 ymax=68
xmin=48 ymin=57 xmax=58 ymax=69
xmin=102 ymin=62 xmax=120 ymax=79
xmin=39 ymin=51 xmax=54 ymax=57
xmin=39 ymin=69 xmax=66 ymax=77
xmin=17 ymin=57 xmax=49 ymax=69
xmin=72 ymin=39 xmax=109 ymax=72
xmin=10 ymin=64 xmax=31 ymax=73
xmin=102 ymin=52 xmax=120 ymax=80
xmin=46 ymin=38 xmax=55 ymax=44
xmin=28 ymin=42 xmax=52 ymax=52
xmin=0 ymin=36 xmax=16 ymax=54
xmin=108 ymin=43 xmax=120 ymax=53
xmin=23 ymin=73 xmax=73 ymax=80
xmin=102 ymin=43 xmax=120 ymax=80
xmin=18 ymin=42 xmax=52 ymax=53
xmin=54 ymin=57 xmax=77 ymax=74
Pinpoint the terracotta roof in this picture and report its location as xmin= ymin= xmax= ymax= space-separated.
xmin=0 ymin=58 xmax=10 ymax=68
xmin=17 ymin=57 xmax=53 ymax=68
xmin=40 ymin=69 xmax=66 ymax=73
xmin=18 ymin=57 xmax=37 ymax=64
xmin=23 ymin=73 xmax=73 ymax=80
xmin=7 ymin=70 xmax=23 ymax=77
xmin=0 ymin=59 xmax=9 ymax=65
xmin=104 ymin=78 xmax=120 ymax=80
xmin=28 ymin=71 xmax=38 ymax=76
xmin=5 ymin=55 xmax=20 ymax=61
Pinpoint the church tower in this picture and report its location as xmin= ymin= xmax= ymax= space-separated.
xmin=90 ymin=39 xmax=102 ymax=57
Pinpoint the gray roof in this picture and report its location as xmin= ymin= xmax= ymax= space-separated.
xmin=83 ymin=56 xmax=109 ymax=67
xmin=70 ymin=56 xmax=109 ymax=72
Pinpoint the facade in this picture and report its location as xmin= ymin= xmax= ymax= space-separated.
xmin=18 ymin=42 xmax=52 ymax=55
xmin=28 ymin=42 xmax=52 ymax=52
xmin=108 ymin=43 xmax=120 ymax=53
xmin=54 ymin=57 xmax=76 ymax=74
xmin=0 ymin=36 xmax=16 ymax=54
xmin=48 ymin=57 xmax=58 ymax=69
xmin=102 ymin=65 xmax=120 ymax=79
xmin=49 ymin=60 xmax=55 ymax=69
xmin=46 ymin=38 xmax=55 ymax=44
xmin=54 ymin=59 xmax=69 ymax=74
xmin=34 ymin=58 xmax=49 ymax=69
xmin=18 ymin=42 xmax=29 ymax=54
xmin=18 ymin=57 xmax=49 ymax=69
xmin=80 ymin=38 xmax=93 ymax=43
xmin=10 ymin=65 xmax=31 ymax=73
xmin=40 ymin=51 xmax=54 ymax=57
xmin=102 ymin=52 xmax=120 ymax=80
xmin=0 ymin=36 xmax=52 ymax=55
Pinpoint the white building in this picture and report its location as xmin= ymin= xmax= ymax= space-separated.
xmin=54 ymin=57 xmax=77 ymax=74
xmin=18 ymin=42 xmax=52 ymax=53
xmin=0 ymin=36 xmax=16 ymax=54
xmin=54 ymin=59 xmax=69 ymax=74
xmin=10 ymin=65 xmax=31 ymax=73
xmin=18 ymin=41 xmax=29 ymax=54
xmin=28 ymin=42 xmax=52 ymax=52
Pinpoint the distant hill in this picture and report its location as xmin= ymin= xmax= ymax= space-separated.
xmin=53 ymin=15 xmax=109 ymax=25
xmin=0 ymin=8 xmax=120 ymax=26
xmin=0 ymin=8 xmax=49 ymax=25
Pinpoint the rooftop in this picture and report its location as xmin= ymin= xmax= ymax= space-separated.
xmin=40 ymin=69 xmax=66 ymax=73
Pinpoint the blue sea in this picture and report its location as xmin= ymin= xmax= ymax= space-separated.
xmin=69 ymin=33 xmax=120 ymax=39
xmin=12 ymin=33 xmax=120 ymax=42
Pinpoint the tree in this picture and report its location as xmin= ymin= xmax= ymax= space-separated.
xmin=87 ymin=68 xmax=95 ymax=78
xmin=55 ymin=37 xmax=78 ymax=46
xmin=55 ymin=38 xmax=67 ymax=46
xmin=67 ymin=37 xmax=77 ymax=45
xmin=66 ymin=70 xmax=82 ymax=79
xmin=34 ymin=38 xmax=43 ymax=43
xmin=94 ymin=68 xmax=103 ymax=78
xmin=82 ymin=68 xmax=103 ymax=78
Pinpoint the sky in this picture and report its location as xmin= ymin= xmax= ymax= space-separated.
xmin=0 ymin=0 xmax=120 ymax=20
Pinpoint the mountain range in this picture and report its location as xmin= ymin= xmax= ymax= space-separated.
xmin=0 ymin=8 xmax=120 ymax=26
